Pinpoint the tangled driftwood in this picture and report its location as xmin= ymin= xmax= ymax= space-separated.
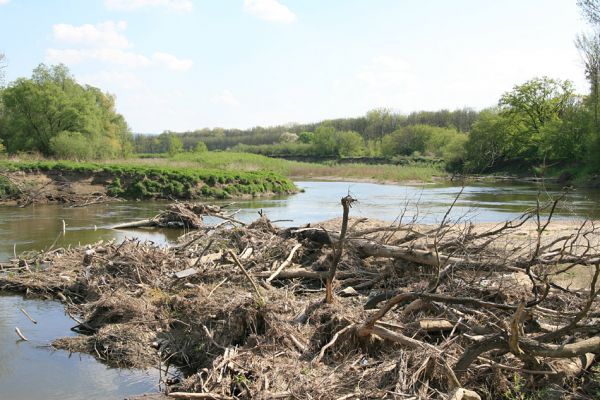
xmin=1 ymin=197 xmax=599 ymax=399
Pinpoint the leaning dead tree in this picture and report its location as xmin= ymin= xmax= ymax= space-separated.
xmin=1 ymin=194 xmax=599 ymax=399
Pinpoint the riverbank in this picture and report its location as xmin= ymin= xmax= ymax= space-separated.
xmin=0 ymin=160 xmax=297 ymax=205
xmin=1 ymin=203 xmax=598 ymax=399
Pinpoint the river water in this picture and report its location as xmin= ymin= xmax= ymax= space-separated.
xmin=0 ymin=179 xmax=599 ymax=399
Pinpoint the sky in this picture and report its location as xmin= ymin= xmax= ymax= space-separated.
xmin=0 ymin=0 xmax=594 ymax=133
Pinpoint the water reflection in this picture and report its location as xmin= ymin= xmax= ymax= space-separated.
xmin=0 ymin=294 xmax=160 ymax=400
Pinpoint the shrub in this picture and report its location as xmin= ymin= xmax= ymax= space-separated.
xmin=50 ymin=131 xmax=94 ymax=160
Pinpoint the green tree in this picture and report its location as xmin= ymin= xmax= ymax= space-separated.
xmin=194 ymin=141 xmax=208 ymax=153
xmin=165 ymin=133 xmax=184 ymax=156
xmin=313 ymin=125 xmax=337 ymax=156
xmin=464 ymin=110 xmax=515 ymax=172
xmin=498 ymin=77 xmax=576 ymax=162
xmin=336 ymin=130 xmax=365 ymax=156
xmin=298 ymin=131 xmax=314 ymax=144
xmin=0 ymin=63 xmax=131 ymax=157
xmin=381 ymin=125 xmax=433 ymax=157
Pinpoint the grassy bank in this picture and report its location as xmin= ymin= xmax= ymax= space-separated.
xmin=0 ymin=159 xmax=297 ymax=201
xmin=136 ymin=152 xmax=445 ymax=183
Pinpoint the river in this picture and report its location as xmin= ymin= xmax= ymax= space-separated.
xmin=0 ymin=179 xmax=599 ymax=399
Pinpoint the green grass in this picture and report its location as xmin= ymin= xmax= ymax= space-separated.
xmin=0 ymin=158 xmax=297 ymax=200
xmin=167 ymin=152 xmax=444 ymax=182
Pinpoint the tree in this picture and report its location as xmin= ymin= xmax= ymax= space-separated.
xmin=498 ymin=77 xmax=576 ymax=162
xmin=499 ymin=77 xmax=575 ymax=133
xmin=0 ymin=63 xmax=131 ymax=157
xmin=381 ymin=125 xmax=433 ymax=157
xmin=194 ymin=141 xmax=208 ymax=153
xmin=313 ymin=125 xmax=337 ymax=156
xmin=165 ymin=133 xmax=184 ymax=156
xmin=575 ymin=33 xmax=600 ymax=129
xmin=578 ymin=0 xmax=600 ymax=25
xmin=365 ymin=108 xmax=401 ymax=142
xmin=464 ymin=110 xmax=515 ymax=172
xmin=0 ymin=52 xmax=6 ymax=86
xmin=336 ymin=130 xmax=365 ymax=157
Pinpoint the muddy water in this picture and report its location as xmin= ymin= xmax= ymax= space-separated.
xmin=1 ymin=180 xmax=600 ymax=261
xmin=0 ymin=179 xmax=599 ymax=399
xmin=0 ymin=294 xmax=160 ymax=399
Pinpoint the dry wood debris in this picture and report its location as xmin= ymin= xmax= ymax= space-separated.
xmin=1 ymin=196 xmax=599 ymax=399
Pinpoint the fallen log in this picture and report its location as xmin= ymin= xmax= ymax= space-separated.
xmin=112 ymin=218 xmax=157 ymax=229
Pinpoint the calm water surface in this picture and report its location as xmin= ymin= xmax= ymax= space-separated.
xmin=0 ymin=294 xmax=160 ymax=399
xmin=2 ymin=180 xmax=600 ymax=261
xmin=1 ymin=179 xmax=600 ymax=399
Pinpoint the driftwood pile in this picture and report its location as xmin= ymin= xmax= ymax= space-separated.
xmin=112 ymin=203 xmax=243 ymax=230
xmin=1 ymin=197 xmax=599 ymax=399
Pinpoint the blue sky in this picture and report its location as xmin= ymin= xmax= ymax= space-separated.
xmin=0 ymin=0 xmax=592 ymax=133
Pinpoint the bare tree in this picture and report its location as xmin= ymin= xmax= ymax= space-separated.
xmin=576 ymin=32 xmax=600 ymax=128
xmin=578 ymin=0 xmax=600 ymax=25
xmin=0 ymin=52 xmax=6 ymax=85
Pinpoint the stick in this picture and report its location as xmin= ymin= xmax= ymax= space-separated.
xmin=168 ymin=392 xmax=233 ymax=399
xmin=228 ymin=250 xmax=265 ymax=304
xmin=15 ymin=327 xmax=28 ymax=341
xmin=207 ymin=278 xmax=228 ymax=298
xmin=267 ymin=243 xmax=301 ymax=283
xmin=19 ymin=308 xmax=37 ymax=324
xmin=326 ymin=195 xmax=355 ymax=303
xmin=313 ymin=324 xmax=355 ymax=363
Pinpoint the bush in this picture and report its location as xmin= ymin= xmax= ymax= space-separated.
xmin=194 ymin=141 xmax=208 ymax=153
xmin=50 ymin=131 xmax=94 ymax=160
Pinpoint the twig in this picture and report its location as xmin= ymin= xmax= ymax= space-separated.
xmin=19 ymin=308 xmax=37 ymax=324
xmin=228 ymin=250 xmax=265 ymax=304
xmin=207 ymin=277 xmax=228 ymax=298
xmin=313 ymin=324 xmax=355 ymax=363
xmin=15 ymin=327 xmax=28 ymax=341
xmin=267 ymin=243 xmax=302 ymax=283
xmin=168 ymin=392 xmax=233 ymax=399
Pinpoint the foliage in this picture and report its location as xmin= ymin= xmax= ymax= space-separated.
xmin=50 ymin=131 xmax=94 ymax=160
xmin=194 ymin=141 xmax=208 ymax=153
xmin=312 ymin=126 xmax=365 ymax=156
xmin=133 ymin=108 xmax=481 ymax=154
xmin=380 ymin=124 xmax=465 ymax=165
xmin=166 ymin=133 xmax=184 ymax=156
xmin=0 ymin=159 xmax=297 ymax=200
xmin=297 ymin=131 xmax=314 ymax=143
xmin=279 ymin=132 xmax=298 ymax=143
xmin=0 ymin=64 xmax=132 ymax=158
xmin=463 ymin=78 xmax=591 ymax=173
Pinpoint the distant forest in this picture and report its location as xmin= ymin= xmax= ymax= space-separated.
xmin=134 ymin=108 xmax=478 ymax=152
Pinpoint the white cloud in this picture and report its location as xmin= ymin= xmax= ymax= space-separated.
xmin=79 ymin=70 xmax=144 ymax=90
xmin=0 ymin=0 xmax=10 ymax=5
xmin=105 ymin=0 xmax=193 ymax=12
xmin=46 ymin=48 xmax=193 ymax=71
xmin=244 ymin=0 xmax=296 ymax=24
xmin=52 ymin=21 xmax=130 ymax=48
xmin=152 ymin=52 xmax=193 ymax=71
xmin=356 ymin=56 xmax=414 ymax=88
xmin=47 ymin=20 xmax=192 ymax=72
xmin=212 ymin=90 xmax=240 ymax=107
xmin=46 ymin=48 xmax=151 ymax=68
